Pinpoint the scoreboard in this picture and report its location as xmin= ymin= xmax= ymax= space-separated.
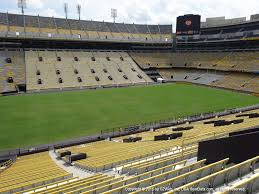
xmin=176 ymin=14 xmax=201 ymax=35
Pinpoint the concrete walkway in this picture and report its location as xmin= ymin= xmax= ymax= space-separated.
xmin=49 ymin=150 xmax=95 ymax=179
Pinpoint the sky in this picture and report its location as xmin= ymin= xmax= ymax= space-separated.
xmin=0 ymin=0 xmax=258 ymax=29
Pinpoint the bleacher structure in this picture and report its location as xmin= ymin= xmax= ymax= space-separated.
xmin=0 ymin=50 xmax=25 ymax=94
xmin=0 ymin=49 xmax=154 ymax=94
xmin=0 ymin=152 xmax=72 ymax=194
xmin=130 ymin=51 xmax=259 ymax=94
xmin=130 ymin=51 xmax=259 ymax=72
xmin=0 ymin=49 xmax=258 ymax=94
xmin=0 ymin=110 xmax=259 ymax=194
xmin=62 ymin=110 xmax=259 ymax=172
xmin=25 ymin=50 xmax=152 ymax=91
xmin=0 ymin=12 xmax=172 ymax=43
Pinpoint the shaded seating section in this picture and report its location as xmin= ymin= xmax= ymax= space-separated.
xmin=24 ymin=15 xmax=40 ymax=34
xmin=0 ymin=12 xmax=172 ymax=43
xmin=165 ymin=156 xmax=259 ymax=194
xmin=134 ymin=24 xmax=152 ymax=40
xmin=218 ymin=172 xmax=259 ymax=194
xmin=130 ymin=52 xmax=174 ymax=68
xmin=106 ymin=22 xmax=129 ymax=39
xmin=159 ymin=68 xmax=224 ymax=85
xmin=0 ymin=152 xmax=72 ymax=194
xmin=7 ymin=13 xmax=25 ymax=34
xmin=55 ymin=18 xmax=71 ymax=35
xmin=158 ymin=68 xmax=259 ymax=93
xmin=38 ymin=16 xmax=57 ymax=35
xmin=100 ymin=158 xmax=229 ymax=194
xmin=130 ymin=51 xmax=259 ymax=72
xmin=25 ymin=50 xmax=152 ymax=91
xmin=0 ymin=12 xmax=8 ymax=33
xmin=67 ymin=19 xmax=86 ymax=37
xmin=210 ymin=73 xmax=259 ymax=93
xmin=244 ymin=76 xmax=259 ymax=94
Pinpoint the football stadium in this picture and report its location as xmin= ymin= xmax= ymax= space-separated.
xmin=0 ymin=0 xmax=259 ymax=193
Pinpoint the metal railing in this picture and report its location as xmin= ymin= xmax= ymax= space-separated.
xmin=0 ymin=104 xmax=258 ymax=158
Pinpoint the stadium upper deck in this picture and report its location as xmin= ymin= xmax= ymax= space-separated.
xmin=176 ymin=14 xmax=259 ymax=50
xmin=0 ymin=12 xmax=173 ymax=44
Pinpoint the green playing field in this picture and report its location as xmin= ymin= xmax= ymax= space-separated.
xmin=0 ymin=83 xmax=258 ymax=150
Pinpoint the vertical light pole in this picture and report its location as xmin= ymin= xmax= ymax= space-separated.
xmin=18 ymin=0 xmax=27 ymax=33
xmin=64 ymin=3 xmax=68 ymax=19
xmin=18 ymin=0 xmax=26 ymax=15
xmin=77 ymin=4 xmax=81 ymax=20
xmin=111 ymin=8 xmax=117 ymax=23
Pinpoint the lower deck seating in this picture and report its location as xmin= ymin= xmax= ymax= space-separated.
xmin=130 ymin=52 xmax=173 ymax=68
xmin=0 ymin=50 xmax=25 ymax=93
xmin=25 ymin=50 xmax=152 ymax=91
xmin=14 ymin=156 xmax=258 ymax=194
xmin=57 ymin=111 xmax=259 ymax=172
xmin=158 ymin=68 xmax=259 ymax=94
xmin=159 ymin=68 xmax=224 ymax=85
xmin=210 ymin=73 xmax=259 ymax=93
xmin=130 ymin=51 xmax=259 ymax=72
xmin=0 ymin=152 xmax=71 ymax=194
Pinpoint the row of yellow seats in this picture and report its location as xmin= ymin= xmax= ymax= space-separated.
xmin=129 ymin=158 xmax=229 ymax=194
xmin=75 ymin=140 xmax=182 ymax=170
xmin=76 ymin=116 xmax=254 ymax=170
xmin=166 ymin=156 xmax=259 ymax=194
xmin=0 ymin=152 xmax=70 ymax=193
xmin=124 ymin=147 xmax=197 ymax=171
xmin=34 ymin=174 xmax=119 ymax=194
xmin=126 ymin=150 xmax=197 ymax=175
xmin=14 ymin=176 xmax=78 ymax=194
xmin=88 ymin=159 xmax=212 ymax=194
xmin=119 ymin=145 xmax=197 ymax=172
xmin=219 ymin=172 xmax=259 ymax=194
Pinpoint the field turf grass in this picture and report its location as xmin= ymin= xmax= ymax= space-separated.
xmin=0 ymin=83 xmax=258 ymax=150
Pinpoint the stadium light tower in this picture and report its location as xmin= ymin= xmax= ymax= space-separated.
xmin=18 ymin=0 xmax=27 ymax=15
xmin=64 ymin=3 xmax=68 ymax=19
xmin=77 ymin=4 xmax=81 ymax=20
xmin=111 ymin=8 xmax=117 ymax=23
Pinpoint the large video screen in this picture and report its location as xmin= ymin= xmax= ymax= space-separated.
xmin=176 ymin=14 xmax=201 ymax=35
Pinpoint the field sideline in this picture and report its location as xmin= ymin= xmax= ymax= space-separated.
xmin=0 ymin=83 xmax=258 ymax=150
